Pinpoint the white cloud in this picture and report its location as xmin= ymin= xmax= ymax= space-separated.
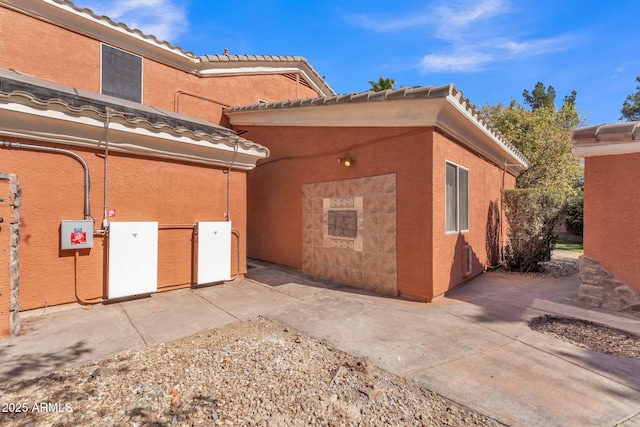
xmin=436 ymin=0 xmax=506 ymax=28
xmin=421 ymin=52 xmax=493 ymax=72
xmin=346 ymin=0 xmax=577 ymax=74
xmin=73 ymin=0 xmax=187 ymax=42
xmin=350 ymin=13 xmax=432 ymax=32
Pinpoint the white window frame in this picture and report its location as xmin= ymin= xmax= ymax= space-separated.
xmin=445 ymin=161 xmax=469 ymax=233
xmin=100 ymin=43 xmax=143 ymax=103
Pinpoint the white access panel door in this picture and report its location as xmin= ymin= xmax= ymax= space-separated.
xmin=197 ymin=221 xmax=231 ymax=284
xmin=108 ymin=222 xmax=158 ymax=299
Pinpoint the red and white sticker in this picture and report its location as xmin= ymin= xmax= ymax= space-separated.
xmin=71 ymin=230 xmax=87 ymax=245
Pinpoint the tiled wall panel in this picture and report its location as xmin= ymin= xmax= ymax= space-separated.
xmin=302 ymin=174 xmax=397 ymax=295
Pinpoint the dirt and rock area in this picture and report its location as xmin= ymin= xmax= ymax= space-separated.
xmin=530 ymin=315 xmax=640 ymax=360
xmin=0 ymin=317 xmax=504 ymax=427
xmin=525 ymin=251 xmax=640 ymax=360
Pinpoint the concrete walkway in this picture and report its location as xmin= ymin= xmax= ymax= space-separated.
xmin=1 ymin=260 xmax=639 ymax=427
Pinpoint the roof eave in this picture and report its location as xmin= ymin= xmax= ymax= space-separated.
xmin=0 ymin=93 xmax=268 ymax=169
xmin=226 ymin=91 xmax=528 ymax=175
xmin=572 ymin=122 xmax=640 ymax=158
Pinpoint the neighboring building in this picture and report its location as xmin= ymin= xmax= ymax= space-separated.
xmin=0 ymin=0 xmax=330 ymax=337
xmin=226 ymin=88 xmax=528 ymax=301
xmin=572 ymin=122 xmax=640 ymax=313
xmin=0 ymin=0 xmax=528 ymax=338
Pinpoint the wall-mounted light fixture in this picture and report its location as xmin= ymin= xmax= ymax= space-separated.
xmin=337 ymin=157 xmax=353 ymax=167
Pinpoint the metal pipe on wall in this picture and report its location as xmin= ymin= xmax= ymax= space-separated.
xmin=0 ymin=141 xmax=92 ymax=221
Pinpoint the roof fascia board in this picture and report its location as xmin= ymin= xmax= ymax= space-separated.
xmin=196 ymin=66 xmax=331 ymax=97
xmin=572 ymin=122 xmax=640 ymax=157
xmin=572 ymin=142 xmax=640 ymax=158
xmin=0 ymin=97 xmax=267 ymax=169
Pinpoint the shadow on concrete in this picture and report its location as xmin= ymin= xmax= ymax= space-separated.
xmin=444 ymin=269 xmax=640 ymax=397
xmin=0 ymin=339 xmax=93 ymax=385
xmin=246 ymin=258 xmax=412 ymax=303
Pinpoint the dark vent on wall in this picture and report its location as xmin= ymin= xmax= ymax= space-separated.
xmin=101 ymin=44 xmax=142 ymax=103
xmin=283 ymin=72 xmax=313 ymax=90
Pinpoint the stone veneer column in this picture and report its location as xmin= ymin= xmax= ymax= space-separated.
xmin=578 ymin=255 xmax=640 ymax=315
xmin=0 ymin=173 xmax=21 ymax=336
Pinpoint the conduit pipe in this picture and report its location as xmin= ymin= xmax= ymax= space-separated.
xmin=0 ymin=141 xmax=92 ymax=220
xmin=225 ymin=138 xmax=240 ymax=222
xmin=74 ymin=250 xmax=102 ymax=305
xmin=103 ymin=109 xmax=111 ymax=228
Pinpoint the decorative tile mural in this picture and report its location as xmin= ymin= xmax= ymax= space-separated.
xmin=324 ymin=197 xmax=363 ymax=251
xmin=302 ymin=174 xmax=397 ymax=295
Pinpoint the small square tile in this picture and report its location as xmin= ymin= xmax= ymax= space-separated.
xmin=379 ymin=273 xmax=397 ymax=295
xmin=379 ymin=234 xmax=396 ymax=254
xmin=379 ymin=174 xmax=396 ymax=194
xmin=378 ymin=194 xmax=396 ymax=215
xmin=364 ymin=196 xmax=379 ymax=215
xmin=379 ymin=214 xmax=396 ymax=234
xmin=363 ymin=176 xmax=379 ymax=195
xmin=379 ymin=253 xmax=397 ymax=275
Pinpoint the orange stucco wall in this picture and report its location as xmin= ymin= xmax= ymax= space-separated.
xmin=244 ymin=125 xmax=515 ymax=301
xmin=431 ymin=130 xmax=514 ymax=298
xmin=1 ymin=139 xmax=246 ymax=311
xmin=245 ymin=126 xmax=434 ymax=299
xmin=0 ymin=7 xmax=101 ymax=92
xmin=584 ymin=153 xmax=640 ymax=291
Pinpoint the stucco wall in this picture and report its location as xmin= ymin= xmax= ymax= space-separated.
xmin=1 ymin=140 xmax=245 ymax=311
xmin=244 ymin=126 xmax=434 ymax=300
xmin=245 ymin=125 xmax=515 ymax=301
xmin=584 ymin=153 xmax=640 ymax=292
xmin=431 ymin=130 xmax=514 ymax=298
xmin=0 ymin=7 xmax=101 ymax=92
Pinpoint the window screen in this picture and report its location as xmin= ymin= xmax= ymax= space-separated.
xmin=446 ymin=162 xmax=469 ymax=232
xmin=101 ymin=44 xmax=142 ymax=103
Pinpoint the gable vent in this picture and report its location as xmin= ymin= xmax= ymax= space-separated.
xmin=283 ymin=72 xmax=313 ymax=90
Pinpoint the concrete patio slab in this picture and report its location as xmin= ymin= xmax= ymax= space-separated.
xmin=411 ymin=340 xmax=640 ymax=427
xmin=195 ymin=280 xmax=302 ymax=319
xmin=118 ymin=288 xmax=237 ymax=345
xmin=1 ymin=304 xmax=143 ymax=383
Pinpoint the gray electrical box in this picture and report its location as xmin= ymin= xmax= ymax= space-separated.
xmin=61 ymin=220 xmax=94 ymax=250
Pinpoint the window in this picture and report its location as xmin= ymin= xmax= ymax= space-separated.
xmin=446 ymin=162 xmax=469 ymax=232
xmin=101 ymin=44 xmax=142 ymax=103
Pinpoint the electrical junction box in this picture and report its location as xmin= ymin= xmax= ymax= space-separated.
xmin=61 ymin=220 xmax=94 ymax=250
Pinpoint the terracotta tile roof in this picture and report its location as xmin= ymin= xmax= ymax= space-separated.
xmin=226 ymin=85 xmax=529 ymax=168
xmin=201 ymin=54 xmax=307 ymax=63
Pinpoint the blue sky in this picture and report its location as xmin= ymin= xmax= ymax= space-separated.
xmin=73 ymin=0 xmax=640 ymax=126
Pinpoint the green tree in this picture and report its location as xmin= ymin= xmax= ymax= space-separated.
xmin=523 ymin=82 xmax=556 ymax=110
xmin=368 ymin=76 xmax=396 ymax=92
xmin=620 ymin=76 xmax=640 ymax=122
xmin=484 ymin=84 xmax=584 ymax=194
xmin=522 ymin=82 xmax=578 ymax=112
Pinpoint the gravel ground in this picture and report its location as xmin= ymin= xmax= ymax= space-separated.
xmin=530 ymin=315 xmax=640 ymax=360
xmin=526 ymin=251 xmax=640 ymax=360
xmin=0 ymin=317 xmax=504 ymax=427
